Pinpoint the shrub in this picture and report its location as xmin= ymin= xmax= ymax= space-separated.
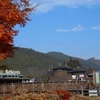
xmin=56 ymin=90 xmax=71 ymax=100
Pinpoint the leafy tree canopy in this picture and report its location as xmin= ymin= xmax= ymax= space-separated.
xmin=0 ymin=0 xmax=37 ymax=60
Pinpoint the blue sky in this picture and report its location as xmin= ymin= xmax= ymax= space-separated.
xmin=14 ymin=0 xmax=100 ymax=60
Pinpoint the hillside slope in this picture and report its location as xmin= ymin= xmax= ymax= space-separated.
xmin=0 ymin=48 xmax=100 ymax=79
xmin=0 ymin=48 xmax=62 ymax=78
xmin=47 ymin=52 xmax=100 ymax=71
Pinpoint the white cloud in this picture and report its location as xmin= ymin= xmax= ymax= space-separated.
xmin=56 ymin=29 xmax=69 ymax=33
xmin=71 ymin=25 xmax=85 ymax=32
xmin=32 ymin=0 xmax=100 ymax=13
xmin=91 ymin=26 xmax=100 ymax=30
xmin=56 ymin=25 xmax=85 ymax=33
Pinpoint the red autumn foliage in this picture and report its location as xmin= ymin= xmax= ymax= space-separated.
xmin=0 ymin=0 xmax=38 ymax=60
xmin=56 ymin=90 xmax=71 ymax=100
xmin=4 ymin=94 xmax=12 ymax=100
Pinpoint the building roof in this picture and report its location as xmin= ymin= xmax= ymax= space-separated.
xmin=52 ymin=65 xmax=72 ymax=71
xmin=70 ymin=67 xmax=86 ymax=73
xmin=0 ymin=77 xmax=30 ymax=83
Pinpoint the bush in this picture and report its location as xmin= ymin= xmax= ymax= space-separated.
xmin=56 ymin=90 xmax=71 ymax=100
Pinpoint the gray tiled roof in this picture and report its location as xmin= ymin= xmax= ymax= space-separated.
xmin=53 ymin=65 xmax=72 ymax=70
xmin=70 ymin=67 xmax=86 ymax=73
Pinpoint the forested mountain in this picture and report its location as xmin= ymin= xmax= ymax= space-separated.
xmin=0 ymin=48 xmax=63 ymax=78
xmin=0 ymin=47 xmax=100 ymax=79
xmin=47 ymin=52 xmax=100 ymax=71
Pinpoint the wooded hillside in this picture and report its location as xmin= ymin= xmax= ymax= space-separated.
xmin=0 ymin=47 xmax=100 ymax=79
xmin=0 ymin=47 xmax=62 ymax=78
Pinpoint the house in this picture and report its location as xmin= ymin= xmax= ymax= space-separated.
xmin=48 ymin=65 xmax=72 ymax=82
xmin=0 ymin=69 xmax=29 ymax=83
xmin=48 ymin=65 xmax=87 ymax=83
xmin=69 ymin=66 xmax=86 ymax=82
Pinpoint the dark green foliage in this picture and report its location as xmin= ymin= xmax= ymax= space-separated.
xmin=0 ymin=64 xmax=10 ymax=70
xmin=63 ymin=60 xmax=66 ymax=66
xmin=67 ymin=57 xmax=82 ymax=68
xmin=0 ymin=47 xmax=62 ymax=78
xmin=47 ymin=52 xmax=70 ymax=61
xmin=0 ymin=48 xmax=100 ymax=80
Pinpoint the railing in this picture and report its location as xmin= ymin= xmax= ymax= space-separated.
xmin=0 ymin=82 xmax=100 ymax=97
xmin=0 ymin=82 xmax=88 ymax=95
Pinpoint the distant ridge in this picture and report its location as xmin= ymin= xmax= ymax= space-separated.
xmin=0 ymin=47 xmax=100 ymax=79
xmin=47 ymin=52 xmax=100 ymax=71
xmin=46 ymin=52 xmax=70 ymax=62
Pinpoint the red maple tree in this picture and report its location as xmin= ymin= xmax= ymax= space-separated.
xmin=0 ymin=0 xmax=37 ymax=60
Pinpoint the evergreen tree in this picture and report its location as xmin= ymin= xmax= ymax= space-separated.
xmin=67 ymin=57 xmax=82 ymax=68
xmin=63 ymin=60 xmax=66 ymax=66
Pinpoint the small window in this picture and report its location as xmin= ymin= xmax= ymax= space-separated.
xmin=72 ymin=75 xmax=76 ymax=79
xmin=79 ymin=74 xmax=84 ymax=77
